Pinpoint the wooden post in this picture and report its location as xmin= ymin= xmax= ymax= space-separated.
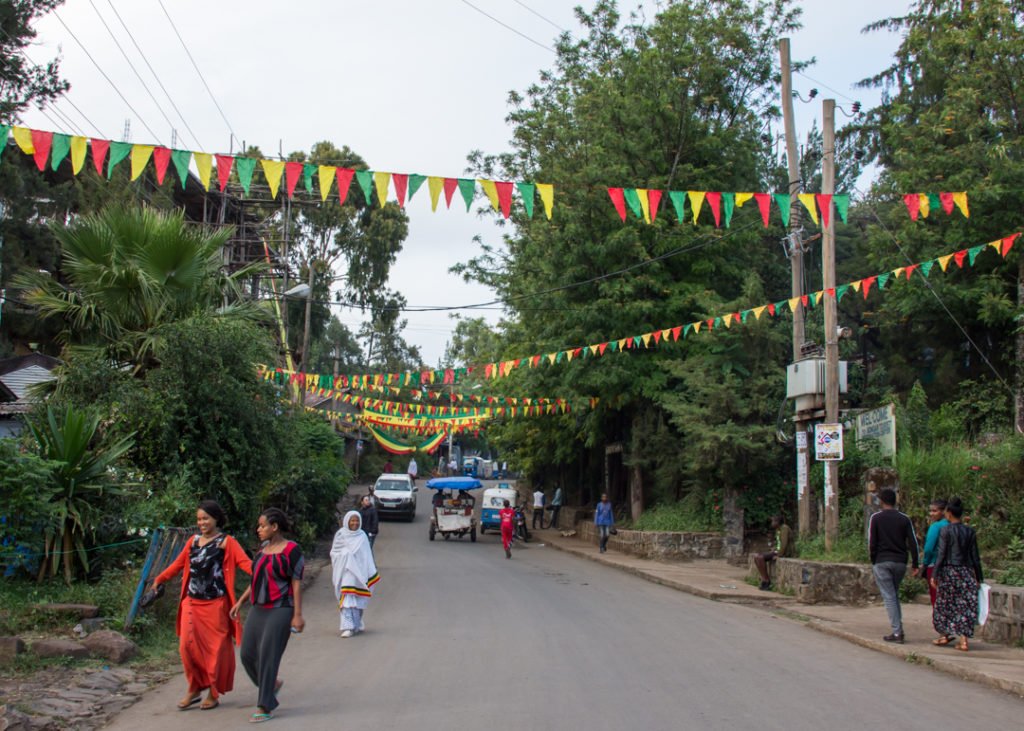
xmin=822 ymin=98 xmax=840 ymax=550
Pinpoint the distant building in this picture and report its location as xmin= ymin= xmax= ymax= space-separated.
xmin=0 ymin=353 xmax=61 ymax=436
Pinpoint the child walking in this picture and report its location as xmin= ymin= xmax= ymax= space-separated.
xmin=330 ymin=511 xmax=380 ymax=638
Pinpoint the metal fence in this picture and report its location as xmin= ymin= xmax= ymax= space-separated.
xmin=123 ymin=526 xmax=197 ymax=630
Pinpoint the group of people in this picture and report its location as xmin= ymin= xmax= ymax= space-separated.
xmin=869 ymin=489 xmax=983 ymax=649
xmin=153 ymin=502 xmax=304 ymax=724
xmin=530 ymin=485 xmax=564 ymax=530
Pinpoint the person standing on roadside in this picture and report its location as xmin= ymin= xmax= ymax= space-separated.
xmin=549 ymin=485 xmax=564 ymax=531
xmin=916 ymin=499 xmax=948 ymax=606
xmin=532 ymin=487 xmax=546 ymax=530
xmin=407 ymin=456 xmax=418 ymax=486
xmin=360 ymin=495 xmax=379 ymax=549
xmin=868 ymin=488 xmax=919 ymax=644
xmin=594 ymin=493 xmax=615 ymax=553
xmin=500 ymin=499 xmax=515 ymax=559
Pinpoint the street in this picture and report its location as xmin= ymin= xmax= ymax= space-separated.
xmin=106 ymin=490 xmax=1023 ymax=730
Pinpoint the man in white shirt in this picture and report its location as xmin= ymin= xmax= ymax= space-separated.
xmin=532 ymin=488 xmax=546 ymax=529
xmin=408 ymin=456 xmax=418 ymax=485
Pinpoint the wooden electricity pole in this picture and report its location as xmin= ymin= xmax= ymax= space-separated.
xmin=822 ymin=98 xmax=840 ymax=550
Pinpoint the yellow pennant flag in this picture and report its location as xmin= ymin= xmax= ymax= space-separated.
xmin=589 ymin=344 xmax=599 ymax=356
xmin=988 ymin=239 xmax=1002 ymax=253
xmin=547 ymin=353 xmax=557 ymax=365
xmin=687 ymin=191 xmax=706 ymax=224
xmin=318 ymin=166 xmax=335 ymax=201
xmin=788 ymin=297 xmax=801 ymax=312
xmin=12 ymin=126 xmax=33 ymax=153
xmin=918 ymin=193 xmax=930 ymax=218
xmin=617 ymin=338 xmax=628 ymax=350
xmin=478 ymin=179 xmax=500 ymax=211
xmin=637 ymin=188 xmax=651 ymax=223
xmin=130 ymin=145 xmax=154 ymax=180
xmin=851 ymin=280 xmax=862 ymax=293
xmin=566 ymin=350 xmax=575 ymax=362
xmin=374 ymin=172 xmax=391 ymax=207
xmin=798 ymin=193 xmax=819 ymax=225
xmin=693 ymin=320 xmax=702 ymax=333
xmin=193 ymin=152 xmax=212 ymax=190
xmin=261 ymin=159 xmax=285 ymax=199
xmin=952 ymin=192 xmax=969 ymax=218
xmin=892 ymin=267 xmax=905 ymax=279
xmin=814 ymin=291 xmax=823 ymax=305
xmin=753 ymin=305 xmax=767 ymax=320
xmin=937 ymin=254 xmax=953 ymax=271
xmin=641 ymin=332 xmax=652 ymax=346
xmin=70 ymin=136 xmax=88 ymax=174
xmin=735 ymin=192 xmax=754 ymax=207
xmin=537 ymin=183 xmax=554 ymax=219
xmin=660 ymin=329 xmax=670 ymax=341
xmin=722 ymin=316 xmax=732 ymax=329
xmin=427 ymin=176 xmax=444 ymax=211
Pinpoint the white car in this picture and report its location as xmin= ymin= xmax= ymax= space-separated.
xmin=373 ymin=473 xmax=418 ymax=521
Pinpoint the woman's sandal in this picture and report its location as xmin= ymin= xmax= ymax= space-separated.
xmin=177 ymin=694 xmax=202 ymax=710
xmin=932 ymin=636 xmax=952 ymax=646
xmin=249 ymin=712 xmax=274 ymax=723
xmin=955 ymin=642 xmax=969 ymax=652
xmin=200 ymin=698 xmax=219 ymax=711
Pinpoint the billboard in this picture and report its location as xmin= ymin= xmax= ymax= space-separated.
xmin=855 ymin=404 xmax=896 ymax=457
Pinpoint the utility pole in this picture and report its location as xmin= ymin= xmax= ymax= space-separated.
xmin=822 ymin=98 xmax=840 ymax=550
xmin=780 ymin=38 xmax=813 ymax=537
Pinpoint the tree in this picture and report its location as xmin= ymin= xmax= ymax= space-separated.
xmin=0 ymin=0 xmax=68 ymax=121
xmin=358 ymin=289 xmax=422 ymax=372
xmin=442 ymin=316 xmax=502 ymax=367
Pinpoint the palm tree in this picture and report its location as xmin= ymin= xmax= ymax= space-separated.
xmin=16 ymin=206 xmax=267 ymax=372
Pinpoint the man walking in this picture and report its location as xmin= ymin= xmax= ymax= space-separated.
xmin=532 ymin=487 xmax=546 ymax=530
xmin=407 ymin=456 xmax=418 ymax=486
xmin=868 ymin=488 xmax=919 ymax=643
xmin=549 ymin=485 xmax=563 ymax=531
xmin=360 ymin=494 xmax=379 ymax=549
xmin=594 ymin=493 xmax=615 ymax=553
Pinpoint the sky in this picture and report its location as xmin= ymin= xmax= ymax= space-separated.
xmin=20 ymin=0 xmax=906 ymax=367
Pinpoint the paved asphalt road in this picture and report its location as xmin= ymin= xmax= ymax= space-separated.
xmin=107 ymin=488 xmax=1023 ymax=730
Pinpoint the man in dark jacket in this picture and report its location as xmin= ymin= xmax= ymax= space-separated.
xmin=868 ymin=488 xmax=919 ymax=643
xmin=753 ymin=515 xmax=794 ymax=590
xmin=360 ymin=494 xmax=379 ymax=549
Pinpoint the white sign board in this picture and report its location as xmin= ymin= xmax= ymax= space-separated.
xmin=855 ymin=404 xmax=896 ymax=457
xmin=815 ymin=423 xmax=844 ymax=461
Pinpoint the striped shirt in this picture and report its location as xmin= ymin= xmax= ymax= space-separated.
xmin=250 ymin=541 xmax=304 ymax=608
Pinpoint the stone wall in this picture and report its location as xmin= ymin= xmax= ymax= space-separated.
xmin=748 ymin=556 xmax=881 ymax=604
xmin=980 ymin=584 xmax=1024 ymax=644
xmin=573 ymin=521 xmax=729 ymax=561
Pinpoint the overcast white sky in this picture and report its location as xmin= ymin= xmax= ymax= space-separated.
xmin=21 ymin=0 xmax=905 ymax=366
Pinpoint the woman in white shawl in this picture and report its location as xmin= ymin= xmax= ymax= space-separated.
xmin=330 ymin=511 xmax=380 ymax=638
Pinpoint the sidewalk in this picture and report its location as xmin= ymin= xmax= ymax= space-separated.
xmin=540 ymin=530 xmax=1024 ymax=698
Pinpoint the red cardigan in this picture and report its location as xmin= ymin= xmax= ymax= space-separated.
xmin=155 ymin=534 xmax=252 ymax=645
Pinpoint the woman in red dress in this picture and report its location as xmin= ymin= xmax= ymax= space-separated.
xmin=500 ymin=499 xmax=515 ymax=559
xmin=154 ymin=500 xmax=252 ymax=711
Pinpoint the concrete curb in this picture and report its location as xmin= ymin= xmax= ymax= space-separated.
xmin=545 ymin=540 xmax=1024 ymax=698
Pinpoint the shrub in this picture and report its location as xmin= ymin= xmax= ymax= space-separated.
xmin=0 ymin=440 xmax=60 ymax=577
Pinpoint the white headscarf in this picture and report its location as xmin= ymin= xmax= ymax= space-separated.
xmin=330 ymin=510 xmax=378 ymax=599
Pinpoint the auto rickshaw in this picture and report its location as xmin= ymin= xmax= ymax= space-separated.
xmin=479 ymin=484 xmax=518 ymax=534
xmin=427 ymin=476 xmax=482 ymax=542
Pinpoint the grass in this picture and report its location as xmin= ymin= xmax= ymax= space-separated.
xmin=625 ymin=497 xmax=720 ymax=533
xmin=794 ymin=532 xmax=869 ymax=564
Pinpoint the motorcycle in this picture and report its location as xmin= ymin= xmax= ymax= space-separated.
xmin=513 ymin=502 xmax=531 ymax=543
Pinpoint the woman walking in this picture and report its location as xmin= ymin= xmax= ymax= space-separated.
xmin=499 ymin=499 xmax=515 ymax=559
xmin=154 ymin=500 xmax=252 ymax=711
xmin=330 ymin=510 xmax=380 ymax=638
xmin=230 ymin=508 xmax=305 ymax=723
xmin=595 ymin=493 xmax=615 ymax=553
xmin=930 ymin=497 xmax=983 ymax=651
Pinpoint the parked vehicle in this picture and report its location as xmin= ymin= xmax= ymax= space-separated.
xmin=427 ymin=476 xmax=482 ymax=542
xmin=479 ymin=485 xmax=518 ymax=534
xmin=373 ymin=473 xmax=417 ymax=521
xmin=513 ymin=501 xmax=530 ymax=543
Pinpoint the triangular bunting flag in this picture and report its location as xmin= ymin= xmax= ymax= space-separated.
xmin=107 ymin=141 xmax=132 ymax=179
xmin=938 ymin=192 xmax=955 ymax=215
xmin=773 ymin=194 xmax=790 ymax=227
xmin=937 ymin=254 xmax=953 ymax=271
xmin=129 ymin=144 xmax=154 ymax=180
xmin=517 ymin=182 xmax=535 ymax=218
xmin=862 ymin=275 xmax=877 ymax=298
xmin=753 ymin=305 xmax=767 ymax=320
xmin=537 ymin=183 xmax=554 ymax=219
xmin=457 ymin=178 xmax=475 ymax=211
xmin=836 ymin=284 xmax=850 ymax=301
xmin=668 ymin=190 xmax=687 ymax=223
xmin=920 ymin=260 xmax=934 ymax=277
xmin=953 ymin=250 xmax=967 ymax=268
xmin=355 ymin=169 xmax=374 ymax=205
xmin=170 ymin=148 xmax=190 ymax=188
xmin=919 ymin=193 xmax=931 ymax=218
xmin=754 ymin=193 xmax=771 ymax=226
xmin=215 ymin=154 xmax=234 ymax=192
xmin=285 ymin=162 xmax=304 ymax=199
xmin=735 ymin=192 xmax=753 ymax=207
xmin=706 ymin=192 xmax=721 ymax=227
xmin=967 ymin=245 xmax=984 ymax=266
xmin=261 ymin=159 xmax=285 ymax=198
xmin=1002 ymin=233 xmax=1020 ymax=257
xmin=637 ymin=188 xmax=651 ymax=223
xmin=687 ymin=191 xmax=706 ymax=224
xmin=648 ymin=189 xmax=663 ymax=222
xmin=50 ymin=133 xmax=70 ymax=171
xmin=29 ymin=130 xmax=52 ymax=170
xmin=233 ymin=157 xmax=256 ymax=195
xmin=904 ymin=194 xmax=919 ymax=221
xmin=318 ymin=166 xmax=336 ymax=202
xmin=393 ymin=173 xmax=408 ymax=207
xmin=722 ymin=193 xmax=735 ymax=228
xmin=495 ymin=181 xmax=514 ymax=218
xmin=815 ymin=194 xmax=832 ymax=228
xmin=12 ymin=127 xmax=33 ymax=153
xmin=408 ymin=174 xmax=426 ymax=201
xmin=623 ymin=188 xmax=642 ymax=219
xmin=788 ymin=297 xmax=800 ymax=313
xmin=427 ymin=176 xmax=444 ymax=211
xmin=952 ymin=192 xmax=969 ymax=218
xmin=373 ymin=171 xmax=391 ymax=207
xmin=798 ymin=193 xmax=819 ymax=224
xmin=478 ymin=179 xmax=500 ymax=211
xmin=152 ymin=147 xmax=171 ymax=184
xmin=443 ymin=178 xmax=459 ymax=209
xmin=834 ymin=194 xmax=850 ymax=223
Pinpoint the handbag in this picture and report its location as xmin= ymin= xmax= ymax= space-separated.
xmin=609 ymin=527 xmax=618 ymax=535
xmin=978 ymin=582 xmax=991 ymax=626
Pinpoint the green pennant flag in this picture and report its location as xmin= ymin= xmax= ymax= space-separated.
xmin=877 ymin=271 xmax=890 ymax=289
xmin=457 ymin=178 xmax=476 ymax=211
xmin=171 ymin=149 xmax=192 ymax=189
xmin=303 ymin=163 xmax=316 ymax=194
xmin=555 ymin=351 xmax=565 ymax=363
xmin=355 ymin=169 xmax=374 ymax=205
xmin=623 ymin=188 xmax=643 ymax=219
xmin=722 ymin=193 xmax=735 ymax=228
xmin=50 ymin=133 xmax=71 ymax=170
xmin=920 ymin=260 xmax=934 ymax=277
xmin=608 ymin=340 xmax=618 ymax=352
xmin=773 ymin=194 xmax=791 ymax=227
xmin=836 ymin=284 xmax=850 ymax=301
xmin=967 ymin=244 xmax=985 ymax=265
xmin=235 ymin=157 xmax=256 ymax=195
xmin=0 ymin=125 xmax=9 ymax=160
xmin=741 ymin=309 xmax=749 ymax=323
xmin=833 ymin=194 xmax=850 ymax=223
xmin=517 ymin=182 xmax=535 ymax=218
xmin=408 ymin=174 xmax=427 ymax=201
xmin=669 ymin=191 xmax=687 ymax=223
xmin=683 ymin=323 xmax=692 ymax=338
xmin=927 ymin=193 xmax=942 ymax=214
xmin=633 ymin=335 xmax=642 ymax=347
xmin=713 ymin=317 xmax=722 ymax=329
xmin=107 ymin=141 xmax=132 ymax=179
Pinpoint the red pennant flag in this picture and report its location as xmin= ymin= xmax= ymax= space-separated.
xmin=495 ymin=181 xmax=514 ymax=218
xmin=671 ymin=326 xmax=682 ymax=341
xmin=153 ymin=147 xmax=172 ymax=184
xmin=815 ymin=194 xmax=832 ymax=228
xmin=531 ymin=355 xmax=541 ymax=367
xmin=336 ymin=168 xmax=355 ymax=205
xmin=215 ymin=154 xmax=234 ymax=192
xmin=824 ymin=287 xmax=835 ymax=299
xmin=1002 ymin=233 xmax=1020 ymax=257
xmin=767 ymin=303 xmax=776 ymax=316
xmin=90 ymin=139 xmax=110 ymax=176
xmin=30 ymin=130 xmax=53 ymax=171
xmin=954 ymin=250 xmax=967 ymax=268
xmin=648 ymin=189 xmax=663 ymax=222
xmin=514 ymin=358 xmax=521 ymax=368
xmin=285 ymin=162 xmax=303 ymax=198
xmin=652 ymin=330 xmax=662 ymax=344
xmin=753 ymin=193 xmax=771 ymax=227
xmin=707 ymin=318 xmax=715 ymax=330
xmin=862 ymin=275 xmax=877 ymax=298
xmin=905 ymin=263 xmax=919 ymax=279
xmin=598 ymin=342 xmax=608 ymax=355
xmin=706 ymin=192 xmax=722 ymax=227
xmin=608 ymin=188 xmax=626 ymax=221
xmin=939 ymin=192 xmax=955 ymax=214
xmin=904 ymin=194 xmax=920 ymax=221
xmin=393 ymin=173 xmax=408 ymax=207
xmin=800 ymin=295 xmax=808 ymax=307
xmin=443 ymin=178 xmax=459 ymax=208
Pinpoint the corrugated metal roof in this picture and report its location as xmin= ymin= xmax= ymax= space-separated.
xmin=0 ymin=364 xmax=56 ymax=400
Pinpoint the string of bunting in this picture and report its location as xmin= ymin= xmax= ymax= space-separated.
xmin=270 ymin=231 xmax=1020 ymax=387
xmin=3 ymin=125 xmax=965 ymax=224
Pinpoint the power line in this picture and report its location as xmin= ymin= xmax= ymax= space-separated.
xmin=44 ymin=102 xmax=84 ymax=136
xmin=104 ymin=0 xmax=204 ymax=150
xmin=511 ymin=0 xmax=568 ymax=33
xmin=459 ymin=0 xmax=554 ymax=53
xmin=54 ymin=94 xmax=105 ymax=138
xmin=35 ymin=106 xmax=69 ymax=135
xmin=795 ymin=70 xmax=859 ymax=105
xmin=51 ymin=9 xmax=163 ymax=143
xmin=156 ymin=0 xmax=235 ymax=147
xmin=86 ymin=0 xmax=179 ymax=144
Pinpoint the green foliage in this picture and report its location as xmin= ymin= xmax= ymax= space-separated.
xmin=996 ymin=564 xmax=1024 ymax=587
xmin=0 ymin=440 xmax=60 ymax=575
xmin=628 ymin=492 xmax=721 ymax=532
xmin=899 ymin=575 xmax=927 ymax=603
